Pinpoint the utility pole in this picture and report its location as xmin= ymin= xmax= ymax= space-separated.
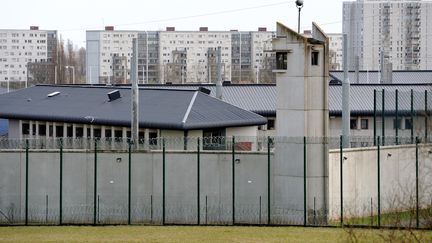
xmin=131 ymin=38 xmax=139 ymax=145
xmin=342 ymin=34 xmax=350 ymax=148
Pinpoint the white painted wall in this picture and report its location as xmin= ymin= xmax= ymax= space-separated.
xmin=328 ymin=143 xmax=432 ymax=220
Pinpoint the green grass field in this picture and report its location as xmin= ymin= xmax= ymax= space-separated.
xmin=0 ymin=226 xmax=431 ymax=243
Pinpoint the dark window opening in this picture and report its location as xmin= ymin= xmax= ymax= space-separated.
xmin=350 ymin=119 xmax=358 ymax=129
xmin=139 ymin=131 xmax=145 ymax=144
xmin=38 ymin=124 xmax=46 ymax=136
xmin=203 ymin=128 xmax=226 ymax=150
xmin=276 ymin=52 xmax=287 ymax=69
xmin=32 ymin=124 xmax=36 ymax=135
xmin=76 ymin=127 xmax=83 ymax=138
xmin=405 ymin=118 xmax=413 ymax=129
xmin=49 ymin=125 xmax=53 ymax=137
xmin=311 ymin=51 xmax=319 ymax=66
xmin=22 ymin=123 xmax=30 ymax=135
xmin=87 ymin=128 xmax=91 ymax=137
xmin=149 ymin=132 xmax=158 ymax=146
xmin=267 ymin=119 xmax=275 ymax=130
xmin=105 ymin=129 xmax=112 ymax=138
xmin=94 ymin=128 xmax=101 ymax=138
xmin=114 ymin=130 xmax=123 ymax=142
xmin=361 ymin=119 xmax=369 ymax=130
xmin=67 ymin=126 xmax=73 ymax=137
xmin=56 ymin=125 xmax=63 ymax=137
xmin=393 ymin=119 xmax=402 ymax=129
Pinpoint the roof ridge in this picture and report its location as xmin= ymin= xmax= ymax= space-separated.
xmin=181 ymin=91 xmax=199 ymax=125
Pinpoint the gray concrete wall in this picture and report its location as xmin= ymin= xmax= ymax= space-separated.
xmin=0 ymin=149 xmax=272 ymax=225
xmin=329 ymin=143 xmax=432 ymax=220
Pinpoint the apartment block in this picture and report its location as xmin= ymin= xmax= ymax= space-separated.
xmin=87 ymin=27 xmax=275 ymax=84
xmin=343 ymin=0 xmax=432 ymax=71
xmin=328 ymin=33 xmax=343 ymax=70
xmin=0 ymin=26 xmax=57 ymax=84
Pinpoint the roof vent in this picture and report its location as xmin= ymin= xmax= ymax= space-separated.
xmin=198 ymin=87 xmax=211 ymax=95
xmin=107 ymin=90 xmax=121 ymax=101
xmin=47 ymin=91 xmax=60 ymax=97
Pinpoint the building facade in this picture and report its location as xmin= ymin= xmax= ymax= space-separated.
xmin=0 ymin=26 xmax=57 ymax=85
xmin=86 ymin=27 xmax=275 ymax=84
xmin=328 ymin=33 xmax=343 ymax=70
xmin=343 ymin=0 xmax=432 ymax=71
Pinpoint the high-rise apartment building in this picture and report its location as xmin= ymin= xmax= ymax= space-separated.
xmin=0 ymin=26 xmax=57 ymax=85
xmin=86 ymin=27 xmax=275 ymax=84
xmin=328 ymin=33 xmax=343 ymax=70
xmin=343 ymin=0 xmax=432 ymax=71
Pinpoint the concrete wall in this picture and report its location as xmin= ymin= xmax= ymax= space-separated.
xmin=0 ymin=149 xmax=272 ymax=225
xmin=328 ymin=143 xmax=432 ymax=219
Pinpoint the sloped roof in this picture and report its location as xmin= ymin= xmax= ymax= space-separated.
xmin=140 ymin=83 xmax=431 ymax=116
xmin=330 ymin=70 xmax=432 ymax=84
xmin=0 ymin=85 xmax=266 ymax=130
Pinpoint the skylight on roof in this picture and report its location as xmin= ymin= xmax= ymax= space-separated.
xmin=47 ymin=91 xmax=60 ymax=97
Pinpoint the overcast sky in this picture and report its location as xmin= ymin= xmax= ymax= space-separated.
xmin=2 ymin=0 xmax=348 ymax=47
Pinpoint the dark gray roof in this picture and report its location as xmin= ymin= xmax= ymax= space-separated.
xmin=139 ymin=83 xmax=432 ymax=116
xmin=329 ymin=84 xmax=432 ymax=116
xmin=330 ymin=70 xmax=432 ymax=84
xmin=144 ymin=84 xmax=276 ymax=116
xmin=0 ymin=85 xmax=266 ymax=130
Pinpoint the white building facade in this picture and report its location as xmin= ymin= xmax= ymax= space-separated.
xmin=343 ymin=0 xmax=432 ymax=71
xmin=0 ymin=27 xmax=57 ymax=84
xmin=86 ymin=27 xmax=275 ymax=84
xmin=328 ymin=33 xmax=343 ymax=70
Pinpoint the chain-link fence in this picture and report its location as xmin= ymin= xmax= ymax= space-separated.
xmin=0 ymin=135 xmax=431 ymax=229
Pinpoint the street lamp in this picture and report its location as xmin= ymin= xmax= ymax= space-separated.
xmin=295 ymin=0 xmax=304 ymax=34
xmin=65 ymin=66 xmax=75 ymax=84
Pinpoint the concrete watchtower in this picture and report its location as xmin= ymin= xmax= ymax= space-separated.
xmin=271 ymin=22 xmax=329 ymax=223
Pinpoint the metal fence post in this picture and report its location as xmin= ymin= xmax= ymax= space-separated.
xmin=415 ymin=137 xmax=419 ymax=228
xmin=267 ymin=136 xmax=271 ymax=225
xmin=340 ymin=135 xmax=343 ymax=226
xmin=197 ymin=137 xmax=200 ymax=225
xmin=162 ymin=138 xmax=166 ymax=225
xmin=232 ymin=136 xmax=236 ymax=225
xmin=377 ymin=136 xmax=381 ymax=228
xmin=303 ymin=136 xmax=307 ymax=226
xmin=382 ymin=89 xmax=385 ymax=146
xmin=59 ymin=138 xmax=63 ymax=225
xmin=374 ymin=89 xmax=377 ymax=146
xmin=411 ymin=89 xmax=414 ymax=144
xmin=93 ymin=139 xmax=97 ymax=225
xmin=128 ymin=141 xmax=132 ymax=225
xmin=25 ymin=139 xmax=29 ymax=226
xmin=395 ymin=89 xmax=399 ymax=145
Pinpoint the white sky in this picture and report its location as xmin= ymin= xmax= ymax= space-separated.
xmin=2 ymin=0 xmax=348 ymax=47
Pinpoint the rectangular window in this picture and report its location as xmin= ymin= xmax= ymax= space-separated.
xmin=203 ymin=128 xmax=226 ymax=150
xmin=38 ymin=124 xmax=46 ymax=136
xmin=311 ymin=51 xmax=319 ymax=66
xmin=94 ymin=128 xmax=101 ymax=138
xmin=405 ymin=118 xmax=413 ymax=129
xmin=105 ymin=129 xmax=112 ymax=138
xmin=76 ymin=127 xmax=83 ymax=138
xmin=66 ymin=125 xmax=73 ymax=137
xmin=22 ymin=123 xmax=30 ymax=135
xmin=393 ymin=119 xmax=402 ymax=129
xmin=350 ymin=119 xmax=358 ymax=129
xmin=276 ymin=52 xmax=287 ymax=69
xmin=114 ymin=130 xmax=123 ymax=139
xmin=267 ymin=119 xmax=275 ymax=130
xmin=32 ymin=124 xmax=36 ymax=135
xmin=56 ymin=125 xmax=63 ymax=137
xmin=361 ymin=119 xmax=369 ymax=129
xmin=149 ymin=132 xmax=158 ymax=146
